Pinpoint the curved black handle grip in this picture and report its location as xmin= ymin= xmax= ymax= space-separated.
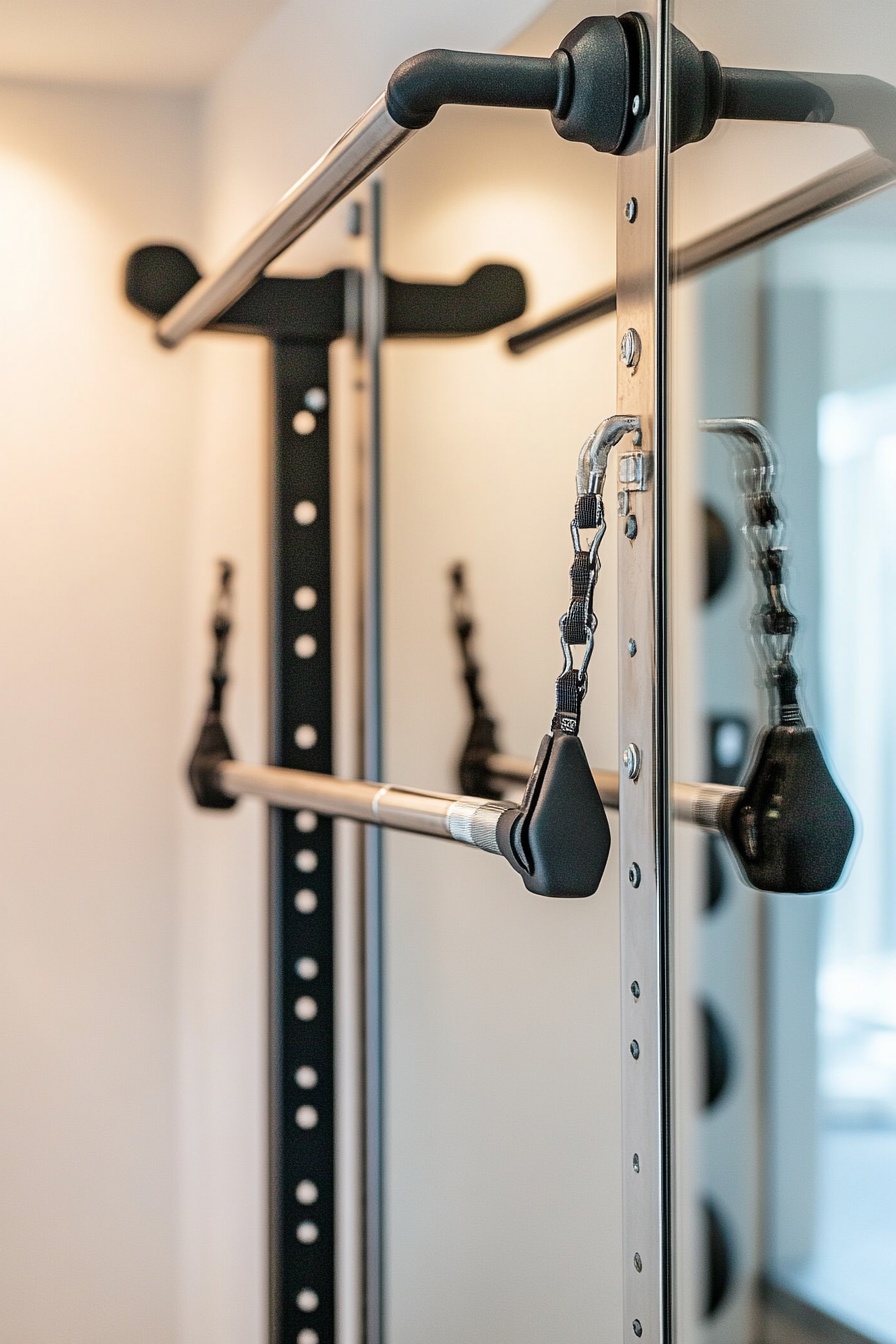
xmin=496 ymin=732 xmax=611 ymax=897
xmin=188 ymin=716 xmax=237 ymax=810
xmin=718 ymin=725 xmax=855 ymax=893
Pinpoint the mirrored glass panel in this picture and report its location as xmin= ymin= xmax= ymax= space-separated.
xmin=670 ymin=4 xmax=896 ymax=1341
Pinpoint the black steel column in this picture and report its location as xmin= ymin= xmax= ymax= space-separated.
xmin=271 ymin=340 xmax=335 ymax=1344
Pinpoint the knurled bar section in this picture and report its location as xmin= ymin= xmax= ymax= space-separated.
xmin=271 ymin=340 xmax=335 ymax=1344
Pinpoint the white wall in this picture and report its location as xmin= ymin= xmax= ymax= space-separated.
xmin=0 ymin=79 xmax=201 ymax=1344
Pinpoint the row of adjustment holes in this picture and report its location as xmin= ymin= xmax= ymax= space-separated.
xmin=287 ymin=424 xmax=322 ymax=1344
xmin=631 ymin=963 xmax=642 ymax=1322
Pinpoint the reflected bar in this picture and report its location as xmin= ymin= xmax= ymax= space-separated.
xmin=486 ymin=753 xmax=739 ymax=832
xmin=507 ymin=149 xmax=896 ymax=354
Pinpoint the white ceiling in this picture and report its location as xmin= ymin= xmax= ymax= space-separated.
xmin=0 ymin=0 xmax=287 ymax=89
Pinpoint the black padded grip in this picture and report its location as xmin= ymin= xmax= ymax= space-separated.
xmin=719 ymin=725 xmax=855 ymax=893
xmin=497 ymin=732 xmax=611 ymax=897
xmin=386 ymin=49 xmax=565 ymax=129
xmin=188 ymin=714 xmax=237 ymax=810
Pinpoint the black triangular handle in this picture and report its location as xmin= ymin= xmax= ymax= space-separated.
xmin=496 ymin=732 xmax=611 ymax=897
xmin=718 ymin=725 xmax=855 ymax=893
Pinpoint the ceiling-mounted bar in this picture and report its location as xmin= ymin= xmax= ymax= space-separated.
xmin=507 ymin=148 xmax=896 ymax=355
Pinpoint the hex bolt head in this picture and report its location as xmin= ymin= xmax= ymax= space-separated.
xmin=634 ymin=1253 xmax=643 ymax=1273
xmin=625 ymin=197 xmax=638 ymax=223
xmin=628 ymin=638 xmax=637 ymax=657
xmin=620 ymin=327 xmax=641 ymax=370
xmin=625 ymin=513 xmax=638 ymax=541
xmin=630 ymin=1039 xmax=640 ymax=1060
xmin=633 ymin=1320 xmax=643 ymax=1338
xmin=629 ymin=862 xmax=642 ymax=888
xmin=622 ymin=743 xmax=642 ymax=780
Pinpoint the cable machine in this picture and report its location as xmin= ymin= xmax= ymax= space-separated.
xmin=124 ymin=14 xmax=885 ymax=1344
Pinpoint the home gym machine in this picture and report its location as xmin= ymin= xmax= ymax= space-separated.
xmin=126 ymin=14 xmax=885 ymax=1344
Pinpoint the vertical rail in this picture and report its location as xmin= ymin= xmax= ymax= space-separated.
xmin=270 ymin=342 xmax=337 ymax=1344
xmin=361 ymin=181 xmax=386 ymax=1344
xmin=616 ymin=6 xmax=673 ymax=1344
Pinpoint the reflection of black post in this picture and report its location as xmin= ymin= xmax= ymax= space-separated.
xmin=187 ymin=560 xmax=238 ymax=809
xmin=125 ymin=241 xmax=526 ymax=1344
xmin=448 ymin=563 xmax=502 ymax=799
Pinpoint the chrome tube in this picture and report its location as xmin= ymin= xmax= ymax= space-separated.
xmin=217 ymin=760 xmax=513 ymax=854
xmin=156 ymin=96 xmax=413 ymax=348
xmin=486 ymin=753 xmax=739 ymax=833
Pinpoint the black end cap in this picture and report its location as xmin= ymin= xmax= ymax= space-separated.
xmin=125 ymin=244 xmax=201 ymax=319
xmin=188 ymin=714 xmax=238 ymax=809
xmin=721 ymin=725 xmax=855 ymax=893
xmin=552 ymin=16 xmax=635 ymax=153
xmin=497 ymin=732 xmax=611 ymax=897
xmin=670 ymin=26 xmax=723 ymax=150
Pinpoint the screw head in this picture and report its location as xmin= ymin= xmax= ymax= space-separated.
xmin=628 ymin=638 xmax=637 ymax=657
xmin=630 ymin=1039 xmax=640 ymax=1060
xmin=632 ymin=94 xmax=642 ymax=116
xmin=625 ymin=196 xmax=638 ymax=223
xmin=631 ymin=980 xmax=640 ymax=999
xmin=625 ymin=513 xmax=638 ymax=541
xmin=620 ymin=327 xmax=641 ymax=370
xmin=633 ymin=1320 xmax=643 ymax=1338
xmin=622 ymin=743 xmax=642 ymax=780
xmin=634 ymin=1253 xmax=643 ymax=1273
xmin=629 ymin=862 xmax=642 ymax=888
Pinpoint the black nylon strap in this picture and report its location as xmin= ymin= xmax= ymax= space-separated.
xmin=575 ymin=493 xmax=598 ymax=528
xmin=569 ymin=550 xmax=592 ymax=598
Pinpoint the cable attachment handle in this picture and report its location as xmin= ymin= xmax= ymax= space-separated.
xmin=496 ymin=416 xmax=639 ymax=897
xmin=188 ymin=560 xmax=238 ymax=809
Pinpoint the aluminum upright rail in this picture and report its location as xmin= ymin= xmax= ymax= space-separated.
xmin=486 ymin=753 xmax=739 ymax=833
xmin=157 ymin=98 xmax=411 ymax=348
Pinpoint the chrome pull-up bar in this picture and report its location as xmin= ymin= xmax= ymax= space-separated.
xmin=217 ymin=754 xmax=739 ymax=844
xmin=218 ymin=759 xmax=514 ymax=853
